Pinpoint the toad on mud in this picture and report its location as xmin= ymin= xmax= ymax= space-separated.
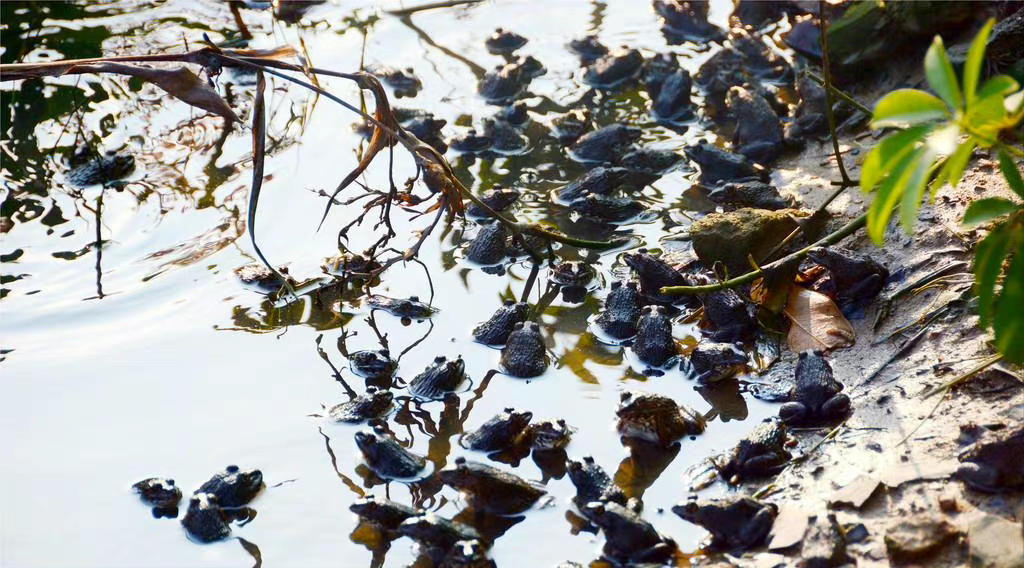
xmin=779 ymin=351 xmax=850 ymax=426
xmin=585 ymin=501 xmax=677 ymax=564
xmin=133 ymin=477 xmax=182 ymax=516
xmin=706 ymin=180 xmax=790 ymax=210
xmin=567 ymin=456 xmax=628 ymax=510
xmin=806 ymin=246 xmax=889 ymax=307
xmin=439 ymin=457 xmax=546 ymax=515
xmin=715 ymin=418 xmax=791 ymax=484
xmin=623 ymin=249 xmax=688 ymax=305
xmin=500 ymin=322 xmax=549 ymax=378
xmin=686 ymin=341 xmax=748 ymax=383
xmin=631 ymin=305 xmax=677 ymax=367
xmin=329 ymin=386 xmax=395 ymax=423
xmin=349 ymin=494 xmax=420 ymax=531
xmin=616 ymin=391 xmax=706 ymax=446
xmin=466 ymin=222 xmax=509 ymax=265
xmin=672 ymin=495 xmax=777 ymax=551
xmin=462 ymin=408 xmax=534 ymax=453
xmin=367 ymin=295 xmax=436 ymax=319
xmin=354 ymin=427 xmax=429 ymax=480
xmin=702 ymin=288 xmax=757 ymax=343
xmin=409 ymin=355 xmax=467 ymax=400
xmin=956 ymin=425 xmax=1024 ymax=493
xmin=196 ymin=465 xmax=263 ymax=507
xmin=595 ymin=281 xmax=643 ymax=340
xmin=569 ymin=123 xmax=642 ymax=164
xmin=726 ymin=86 xmax=783 ymax=164
xmin=472 ymin=300 xmax=529 ymax=345
xmin=583 ymin=47 xmax=644 ymax=89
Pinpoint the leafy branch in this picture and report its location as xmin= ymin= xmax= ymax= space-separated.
xmin=859 ymin=19 xmax=1024 ymax=362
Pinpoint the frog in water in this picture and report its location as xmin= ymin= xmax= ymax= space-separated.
xmin=631 ymin=306 xmax=677 ymax=367
xmin=484 ymin=28 xmax=528 ymax=54
xmin=715 ymin=418 xmax=792 ymax=484
xmin=328 ymin=386 xmax=395 ymax=423
xmin=622 ymin=249 xmax=688 ymax=305
xmin=569 ymin=123 xmax=642 ymax=164
xmin=439 ymin=457 xmax=546 ymax=515
xmin=585 ymin=501 xmax=678 ymax=564
xmin=726 ymin=86 xmax=783 ymax=164
xmin=616 ymin=391 xmax=706 ymax=446
xmin=583 ymin=47 xmax=645 ymax=89
xmin=409 ymin=356 xmax=467 ymax=400
xmin=461 ymin=408 xmax=534 ymax=453
xmin=595 ymin=281 xmax=643 ymax=340
xmin=672 ymin=495 xmax=777 ymax=551
xmin=472 ymin=300 xmax=529 ymax=345
xmin=195 ymin=465 xmax=263 ymax=507
xmin=354 ymin=427 xmax=429 ymax=480
xmin=367 ymin=295 xmax=436 ymax=319
xmin=500 ymin=322 xmax=549 ymax=378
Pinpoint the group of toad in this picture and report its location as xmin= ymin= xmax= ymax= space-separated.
xmin=135 ymin=2 xmax=1024 ymax=565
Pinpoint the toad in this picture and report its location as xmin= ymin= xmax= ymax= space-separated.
xmin=409 ymin=356 xmax=467 ymax=400
xmin=569 ymin=123 xmax=642 ymax=164
xmin=726 ymin=86 xmax=783 ymax=164
xmin=672 ymin=495 xmax=777 ymax=551
xmin=329 ymin=387 xmax=395 ymax=423
xmin=595 ymin=281 xmax=643 ymax=340
xmin=462 ymin=408 xmax=534 ymax=453
xmin=354 ymin=427 xmax=429 ymax=480
xmin=715 ymin=418 xmax=791 ymax=484
xmin=583 ymin=47 xmax=644 ymax=89
xmin=779 ymin=351 xmax=850 ymax=426
xmin=631 ymin=305 xmax=677 ymax=367
xmin=500 ymin=322 xmax=549 ymax=378
xmin=472 ymin=300 xmax=529 ymax=345
xmin=439 ymin=457 xmax=546 ymax=514
xmin=616 ymin=391 xmax=706 ymax=446
xmin=956 ymin=425 xmax=1024 ymax=493
xmin=585 ymin=501 xmax=677 ymax=564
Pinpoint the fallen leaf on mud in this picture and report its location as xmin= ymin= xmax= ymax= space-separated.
xmin=829 ymin=474 xmax=881 ymax=509
xmin=768 ymin=503 xmax=810 ymax=550
xmin=785 ymin=286 xmax=855 ymax=352
xmin=879 ymin=458 xmax=956 ymax=488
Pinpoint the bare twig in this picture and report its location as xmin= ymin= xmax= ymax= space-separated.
xmin=385 ymin=0 xmax=483 ymax=17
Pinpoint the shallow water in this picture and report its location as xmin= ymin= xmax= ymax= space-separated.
xmin=1 ymin=1 xmax=787 ymax=566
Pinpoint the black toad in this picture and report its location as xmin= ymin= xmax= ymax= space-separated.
xmin=631 ymin=305 xmax=677 ymax=367
xmin=585 ymin=501 xmax=677 ymax=565
xmin=673 ymin=495 xmax=777 ymax=551
xmin=354 ymin=427 xmax=429 ymax=480
xmin=569 ymin=123 xmax=642 ymax=164
xmin=466 ymin=222 xmax=509 ymax=265
xmin=195 ymin=465 xmax=263 ymax=507
xmin=779 ymin=351 xmax=850 ymax=426
xmin=439 ymin=457 xmax=546 ymax=515
xmin=715 ymin=418 xmax=791 ymax=484
xmin=500 ymin=322 xmax=549 ymax=378
xmin=956 ymin=425 xmax=1024 ymax=493
xmin=367 ymin=295 xmax=436 ymax=319
xmin=595 ymin=281 xmax=643 ymax=340
xmin=484 ymin=28 xmax=527 ymax=54
xmin=462 ymin=408 xmax=533 ymax=453
xmin=409 ymin=356 xmax=467 ymax=400
xmin=329 ymin=386 xmax=395 ymax=423
xmin=616 ymin=391 xmax=706 ymax=446
xmin=472 ymin=300 xmax=529 ymax=345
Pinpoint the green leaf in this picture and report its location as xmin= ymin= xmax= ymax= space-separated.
xmin=867 ymin=148 xmax=920 ymax=244
xmin=994 ymin=240 xmax=1024 ymax=363
xmin=974 ymin=221 xmax=1011 ymax=327
xmin=998 ymin=148 xmax=1024 ymax=200
xmin=976 ymin=75 xmax=1020 ymax=101
xmin=964 ymin=198 xmax=1020 ymax=225
xmin=930 ymin=138 xmax=976 ymax=196
xmin=966 ymin=93 xmax=1011 ymax=145
xmin=871 ymin=89 xmax=951 ymax=128
xmin=963 ymin=19 xmax=995 ymax=106
xmin=924 ymin=35 xmax=962 ymax=111
xmin=899 ymin=147 xmax=937 ymax=233
xmin=861 ymin=125 xmax=932 ymax=192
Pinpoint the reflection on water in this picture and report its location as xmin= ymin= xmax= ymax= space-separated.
xmin=2 ymin=0 xmax=789 ymax=566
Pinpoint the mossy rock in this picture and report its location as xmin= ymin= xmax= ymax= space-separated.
xmin=690 ymin=208 xmax=826 ymax=275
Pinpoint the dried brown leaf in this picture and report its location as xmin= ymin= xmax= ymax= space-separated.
xmin=784 ymin=286 xmax=855 ymax=352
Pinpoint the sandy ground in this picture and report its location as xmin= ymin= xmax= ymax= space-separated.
xmin=703 ymin=97 xmax=1024 ymax=566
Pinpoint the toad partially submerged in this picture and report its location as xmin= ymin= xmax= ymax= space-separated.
xmin=525 ymin=419 xmax=573 ymax=451
xmin=595 ymin=281 xmax=643 ymax=340
xmin=569 ymin=123 xmax=642 ymax=164
xmin=466 ymin=188 xmax=520 ymax=218
xmin=702 ymin=288 xmax=757 ymax=343
xmin=466 ymin=222 xmax=509 ymax=265
xmin=585 ymin=501 xmax=677 ymax=565
xmin=347 ymin=349 xmax=397 ymax=381
xmin=398 ymin=513 xmax=482 ymax=556
xmin=354 ymin=427 xmax=429 ymax=480
xmin=715 ymin=418 xmax=791 ymax=484
xmin=133 ymin=477 xmax=182 ymax=517
xmin=616 ymin=391 xmax=706 ymax=446
xmin=472 ymin=300 xmax=529 ymax=345
xmin=726 ymin=86 xmax=783 ymax=164
xmin=684 ymin=142 xmax=760 ymax=185
xmin=500 ymin=322 xmax=549 ymax=378
xmin=631 ymin=305 xmax=678 ymax=367
xmin=567 ymin=456 xmax=628 ymax=510
xmin=567 ymin=192 xmax=643 ymax=223
xmin=195 ymin=465 xmax=263 ymax=507
xmin=67 ymin=150 xmax=135 ymax=187
xmin=439 ymin=457 xmax=546 ymax=514
xmin=672 ymin=495 xmax=777 ymax=551
xmin=956 ymin=425 xmax=1024 ymax=493
xmin=462 ymin=408 xmax=534 ymax=453
xmin=554 ymin=166 xmax=631 ymax=202
xmin=583 ymin=47 xmax=644 ymax=89
xmin=367 ymin=295 xmax=436 ymax=319
xmin=485 ymin=28 xmax=528 ymax=54
xmin=686 ymin=341 xmax=748 ymax=383
xmin=622 ymin=249 xmax=688 ymax=305
xmin=550 ymin=261 xmax=595 ymax=289
xmin=181 ymin=493 xmax=231 ymax=543
xmin=779 ymin=351 xmax=850 ymax=426
xmin=329 ymin=386 xmax=395 ymax=423
xmin=409 ymin=356 xmax=467 ymax=400
xmin=349 ymin=495 xmax=420 ymax=531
